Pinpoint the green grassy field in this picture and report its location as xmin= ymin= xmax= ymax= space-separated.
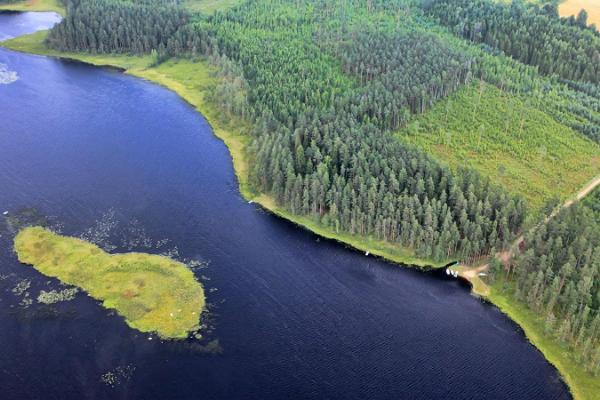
xmin=0 ymin=0 xmax=64 ymax=15
xmin=1 ymin=30 xmax=154 ymax=69
xmin=489 ymin=283 xmax=600 ymax=400
xmin=14 ymin=227 xmax=205 ymax=339
xmin=397 ymin=82 xmax=600 ymax=212
xmin=183 ymin=0 xmax=244 ymax=14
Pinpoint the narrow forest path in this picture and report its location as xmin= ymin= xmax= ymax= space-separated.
xmin=510 ymin=173 xmax=600 ymax=257
xmin=451 ymin=173 xmax=600 ymax=296
xmin=564 ymin=174 xmax=600 ymax=206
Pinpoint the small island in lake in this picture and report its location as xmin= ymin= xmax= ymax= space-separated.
xmin=14 ymin=226 xmax=205 ymax=339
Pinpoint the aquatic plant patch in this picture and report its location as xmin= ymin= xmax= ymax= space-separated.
xmin=37 ymin=288 xmax=79 ymax=304
xmin=0 ymin=62 xmax=18 ymax=84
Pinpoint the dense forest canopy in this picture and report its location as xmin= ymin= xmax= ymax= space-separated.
xmin=165 ymin=0 xmax=528 ymax=263
xmin=43 ymin=0 xmax=600 ymax=263
xmin=424 ymin=0 xmax=600 ymax=84
xmin=46 ymin=0 xmax=189 ymax=54
xmin=331 ymin=29 xmax=474 ymax=121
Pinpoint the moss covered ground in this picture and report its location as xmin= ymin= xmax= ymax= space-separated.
xmin=14 ymin=227 xmax=205 ymax=339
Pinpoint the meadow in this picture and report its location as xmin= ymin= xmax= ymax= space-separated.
xmin=14 ymin=227 xmax=205 ymax=339
xmin=398 ymin=81 xmax=600 ymax=212
xmin=183 ymin=0 xmax=244 ymax=14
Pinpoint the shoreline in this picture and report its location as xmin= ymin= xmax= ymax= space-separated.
xmin=130 ymin=71 xmax=449 ymax=269
xmin=487 ymin=289 xmax=594 ymax=400
xmin=1 ymin=23 xmax=595 ymax=400
xmin=452 ymin=269 xmax=599 ymax=400
xmin=14 ymin=227 xmax=205 ymax=339
xmin=0 ymin=0 xmax=64 ymax=15
xmin=0 ymin=30 xmax=447 ymax=270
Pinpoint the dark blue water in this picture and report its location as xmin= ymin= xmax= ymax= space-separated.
xmin=0 ymin=13 xmax=571 ymax=400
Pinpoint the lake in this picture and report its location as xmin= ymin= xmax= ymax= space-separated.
xmin=0 ymin=12 xmax=571 ymax=400
xmin=0 ymin=10 xmax=61 ymax=41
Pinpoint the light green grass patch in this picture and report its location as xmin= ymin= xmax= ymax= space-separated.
xmin=183 ymin=0 xmax=245 ymax=14
xmin=397 ymin=81 xmax=600 ymax=212
xmin=1 ymin=30 xmax=154 ymax=70
xmin=14 ymin=227 xmax=205 ymax=339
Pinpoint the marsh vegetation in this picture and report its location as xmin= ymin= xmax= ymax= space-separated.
xmin=14 ymin=227 xmax=205 ymax=339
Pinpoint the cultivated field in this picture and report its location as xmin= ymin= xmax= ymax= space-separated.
xmin=560 ymin=0 xmax=600 ymax=26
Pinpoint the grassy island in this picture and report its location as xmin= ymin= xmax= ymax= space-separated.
xmin=14 ymin=227 xmax=205 ymax=339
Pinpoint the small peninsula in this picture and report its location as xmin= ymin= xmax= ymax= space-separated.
xmin=14 ymin=226 xmax=205 ymax=339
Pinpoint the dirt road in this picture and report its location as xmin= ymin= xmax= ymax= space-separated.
xmin=451 ymin=173 xmax=600 ymax=291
